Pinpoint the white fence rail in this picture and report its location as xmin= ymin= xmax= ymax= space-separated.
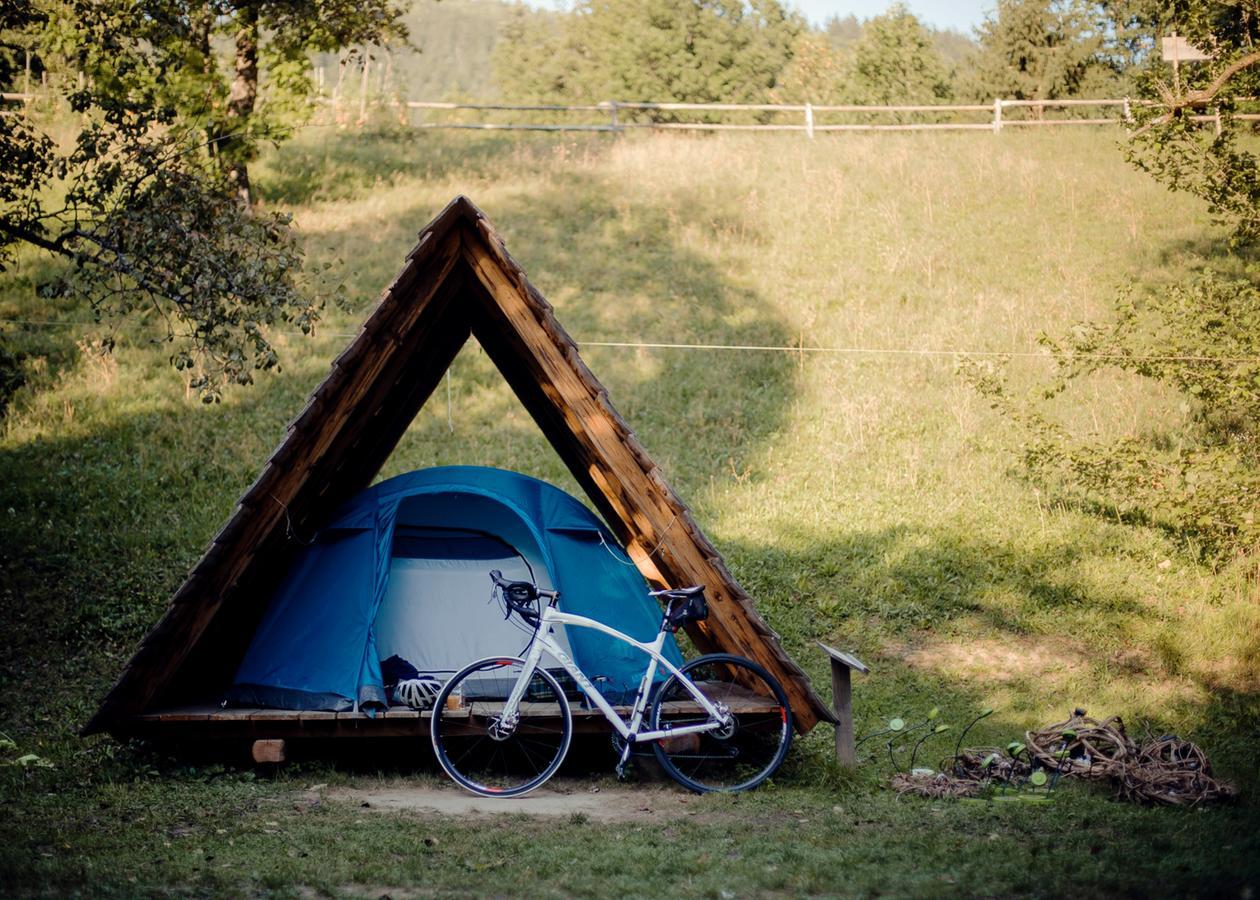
xmin=395 ymin=97 xmax=1259 ymax=136
xmin=8 ymin=89 xmax=1259 ymax=134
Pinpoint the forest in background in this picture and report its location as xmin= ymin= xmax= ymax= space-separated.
xmin=316 ymin=0 xmax=980 ymax=104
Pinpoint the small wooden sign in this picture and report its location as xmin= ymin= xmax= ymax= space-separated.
xmin=1162 ymin=36 xmax=1211 ymax=63
xmin=816 ymin=641 xmax=870 ymax=767
xmin=816 ymin=641 xmax=870 ymax=674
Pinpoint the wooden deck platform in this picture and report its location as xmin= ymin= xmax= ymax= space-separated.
xmin=120 ymin=685 xmax=782 ymax=741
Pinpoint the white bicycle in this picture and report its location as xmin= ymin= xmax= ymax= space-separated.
xmin=430 ymin=570 xmax=793 ymax=797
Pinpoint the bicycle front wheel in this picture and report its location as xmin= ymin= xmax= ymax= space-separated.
xmin=431 ymin=657 xmax=573 ymax=798
xmin=650 ymin=654 xmax=793 ymax=793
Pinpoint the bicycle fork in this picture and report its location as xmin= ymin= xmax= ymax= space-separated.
xmin=614 ymin=645 xmax=665 ymax=779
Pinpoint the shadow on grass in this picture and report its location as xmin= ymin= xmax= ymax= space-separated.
xmin=0 ymin=366 xmax=322 ymax=753
xmin=722 ymin=526 xmax=1260 ymax=792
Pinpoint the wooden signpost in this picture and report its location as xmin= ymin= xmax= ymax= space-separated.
xmin=1162 ymin=33 xmax=1212 ymax=95
xmin=816 ymin=642 xmax=870 ymax=767
xmin=1161 ymin=34 xmax=1211 ymax=64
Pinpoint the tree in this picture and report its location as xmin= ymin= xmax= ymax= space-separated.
xmin=847 ymin=5 xmax=951 ymax=106
xmin=824 ymin=14 xmax=863 ymax=53
xmin=770 ymin=31 xmax=848 ymax=105
xmin=492 ymin=6 xmax=581 ymax=104
xmin=493 ymin=0 xmax=801 ymax=113
xmin=965 ymin=0 xmax=1122 ymax=103
xmin=968 ymin=1 xmax=1260 ymax=562
xmin=117 ymin=1 xmax=407 ymax=207
xmin=0 ymin=0 xmax=406 ymax=402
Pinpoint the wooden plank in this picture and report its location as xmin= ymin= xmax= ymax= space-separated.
xmin=298 ymin=711 xmax=338 ymax=724
xmin=472 ymin=223 xmax=826 ymax=721
xmin=460 ymin=228 xmax=826 ymax=730
xmin=86 ymin=226 xmax=467 ymax=733
xmin=134 ymin=709 xmax=213 ymax=723
xmin=205 ymin=707 xmax=257 ymax=721
xmin=249 ymin=709 xmax=300 ymax=722
xmin=383 ymin=708 xmax=420 ymax=719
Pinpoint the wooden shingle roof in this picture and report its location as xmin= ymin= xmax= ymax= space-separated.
xmin=86 ymin=196 xmax=832 ymax=735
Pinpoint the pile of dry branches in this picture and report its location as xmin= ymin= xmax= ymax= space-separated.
xmin=890 ymin=771 xmax=981 ymax=799
xmin=1028 ymin=712 xmax=1236 ymax=806
xmin=1026 ymin=712 xmax=1131 ymax=779
xmin=890 ymin=711 xmax=1235 ymax=807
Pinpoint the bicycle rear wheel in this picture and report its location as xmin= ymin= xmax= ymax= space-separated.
xmin=650 ymin=654 xmax=792 ymax=793
xmin=431 ymin=657 xmax=572 ymax=798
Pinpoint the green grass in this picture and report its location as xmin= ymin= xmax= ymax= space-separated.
xmin=2 ymin=126 xmax=1258 ymax=896
xmin=3 ymin=769 xmax=1257 ymax=898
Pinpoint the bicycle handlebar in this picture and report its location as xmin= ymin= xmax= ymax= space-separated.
xmin=489 ymin=570 xmax=558 ymax=601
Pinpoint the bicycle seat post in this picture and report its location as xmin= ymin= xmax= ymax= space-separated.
xmin=658 ymin=596 xmax=676 ymax=634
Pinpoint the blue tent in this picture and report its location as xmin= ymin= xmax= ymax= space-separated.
xmin=228 ymin=466 xmax=682 ymax=711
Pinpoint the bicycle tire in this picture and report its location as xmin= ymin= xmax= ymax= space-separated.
xmin=650 ymin=653 xmax=793 ymax=793
xmin=431 ymin=656 xmax=573 ymax=798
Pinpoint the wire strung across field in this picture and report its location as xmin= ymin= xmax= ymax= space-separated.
xmin=2 ymin=318 xmax=1258 ymax=365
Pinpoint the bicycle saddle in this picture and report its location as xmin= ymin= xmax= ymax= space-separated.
xmin=651 ymin=585 xmax=705 ymax=600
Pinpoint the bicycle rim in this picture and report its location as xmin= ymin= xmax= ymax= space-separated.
xmin=431 ymin=657 xmax=572 ymax=798
xmin=650 ymin=654 xmax=792 ymax=793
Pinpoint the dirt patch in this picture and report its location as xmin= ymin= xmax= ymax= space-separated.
xmin=324 ymin=781 xmax=707 ymax=822
xmin=892 ymin=632 xmax=1205 ymax=708
xmin=899 ymin=635 xmax=1088 ymax=687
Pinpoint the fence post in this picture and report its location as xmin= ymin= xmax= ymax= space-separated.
xmin=358 ymin=50 xmax=371 ymax=125
xmin=992 ymin=97 xmax=1002 ymax=133
xmin=1122 ymin=95 xmax=1132 ymax=124
xmin=1214 ymin=107 xmax=1222 ymax=136
xmin=608 ymin=100 xmax=620 ymax=133
xmin=805 ymin=102 xmax=814 ymax=140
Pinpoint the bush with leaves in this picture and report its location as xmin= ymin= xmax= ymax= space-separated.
xmin=969 ymin=1 xmax=1260 ymax=563
xmin=1 ymin=86 xmax=328 ymax=401
xmin=0 ymin=0 xmax=412 ymax=401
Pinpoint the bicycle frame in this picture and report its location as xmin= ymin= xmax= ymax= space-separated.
xmin=498 ymin=605 xmax=727 ymax=743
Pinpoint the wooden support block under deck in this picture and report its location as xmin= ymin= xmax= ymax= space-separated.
xmin=251 ymin=739 xmax=286 ymax=764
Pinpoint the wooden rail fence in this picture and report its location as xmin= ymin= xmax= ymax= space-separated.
xmin=8 ymin=89 xmax=1259 ymax=134
xmin=395 ymin=98 xmax=1260 ymax=136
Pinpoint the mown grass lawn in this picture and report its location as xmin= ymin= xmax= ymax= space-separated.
xmin=1 ymin=127 xmax=1257 ymax=896
xmin=3 ymin=769 xmax=1257 ymax=897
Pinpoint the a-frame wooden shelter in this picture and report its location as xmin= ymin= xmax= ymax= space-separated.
xmin=86 ymin=196 xmax=831 ymax=742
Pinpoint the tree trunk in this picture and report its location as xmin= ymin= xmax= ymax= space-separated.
xmin=197 ymin=6 xmax=217 ymax=162
xmin=357 ymin=46 xmax=371 ymax=125
xmin=225 ymin=3 xmax=259 ymax=207
xmin=331 ymin=48 xmax=349 ymax=125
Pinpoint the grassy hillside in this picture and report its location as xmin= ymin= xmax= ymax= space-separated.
xmin=1 ymin=127 xmax=1257 ymax=895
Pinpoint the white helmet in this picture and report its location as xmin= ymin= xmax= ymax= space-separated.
xmin=394 ymin=676 xmax=443 ymax=710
